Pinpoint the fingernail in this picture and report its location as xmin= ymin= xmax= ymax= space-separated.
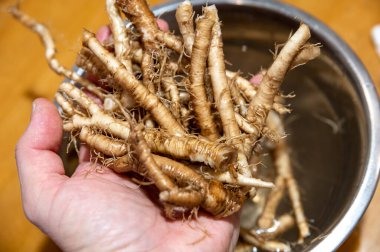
xmin=32 ymin=100 xmax=37 ymax=113
xmin=156 ymin=19 xmax=169 ymax=32
xmin=96 ymin=25 xmax=112 ymax=43
xmin=30 ymin=100 xmax=39 ymax=121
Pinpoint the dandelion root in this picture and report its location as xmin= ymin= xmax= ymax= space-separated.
xmin=14 ymin=0 xmax=319 ymax=249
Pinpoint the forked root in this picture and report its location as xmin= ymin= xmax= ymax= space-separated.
xmin=267 ymin=112 xmax=310 ymax=241
xmin=257 ymin=175 xmax=286 ymax=229
xmin=240 ymin=228 xmax=291 ymax=252
xmin=256 ymin=213 xmax=295 ymax=239
xmin=10 ymin=5 xmax=105 ymax=98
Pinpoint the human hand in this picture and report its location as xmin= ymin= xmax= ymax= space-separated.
xmin=15 ymin=98 xmax=240 ymax=252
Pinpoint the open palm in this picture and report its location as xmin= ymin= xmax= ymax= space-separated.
xmin=16 ymin=99 xmax=240 ymax=252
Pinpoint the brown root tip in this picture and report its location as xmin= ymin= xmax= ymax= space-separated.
xmin=111 ymin=155 xmax=136 ymax=173
xmin=159 ymin=191 xmax=170 ymax=201
xmin=163 ymin=203 xmax=190 ymax=220
xmin=218 ymin=146 xmax=238 ymax=171
xmin=203 ymin=180 xmax=243 ymax=217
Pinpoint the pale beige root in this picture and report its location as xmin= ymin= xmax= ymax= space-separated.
xmin=163 ymin=204 xmax=190 ymax=220
xmin=55 ymin=92 xmax=74 ymax=116
xmin=188 ymin=8 xmax=219 ymax=141
xmin=79 ymin=127 xmax=128 ymax=157
xmin=207 ymin=6 xmax=253 ymax=178
xmin=256 ymin=213 xmax=295 ymax=239
xmin=153 ymin=155 xmax=208 ymax=190
xmin=143 ymin=129 xmax=237 ymax=171
xmin=261 ymin=127 xmax=281 ymax=143
xmin=132 ymin=43 xmax=179 ymax=76
xmin=287 ymin=176 xmax=310 ymax=242
xmin=130 ymin=41 xmax=178 ymax=73
xmin=154 ymin=156 xmax=243 ymax=218
xmin=235 ymin=112 xmax=259 ymax=136
xmin=9 ymin=6 xmax=104 ymax=99
xmin=207 ymin=6 xmax=240 ymax=139
xmin=63 ymin=112 xmax=132 ymax=143
xmin=117 ymin=0 xmax=258 ymax=98
xmin=175 ymin=0 xmax=195 ymax=55
xmin=155 ymin=31 xmax=183 ymax=53
xmin=272 ymin=102 xmax=291 ymax=115
xmin=60 ymin=82 xmax=131 ymax=140
xmin=157 ymin=156 xmax=244 ymax=217
xmin=119 ymin=137 xmax=241 ymax=218
xmin=61 ymin=99 xmax=234 ymax=173
xmin=141 ymin=53 xmax=161 ymax=129
xmin=214 ymin=171 xmax=274 ymax=188
xmin=290 ymin=43 xmax=321 ymax=70
xmin=119 ymin=0 xmax=182 ymax=83
xmin=106 ymin=0 xmax=133 ymax=73
xmin=113 ymin=154 xmax=243 ymax=217
xmin=240 ymin=228 xmax=291 ymax=252
xmin=226 ymin=43 xmax=320 ymax=103
xmin=141 ymin=50 xmax=156 ymax=93
xmin=132 ymin=32 xmax=252 ymax=100
xmin=119 ymin=155 xmax=243 ymax=218
xmin=76 ymin=47 xmax=136 ymax=110
xmin=161 ymin=77 xmax=181 ymax=119
xmin=89 ymin=40 xmax=152 ymax=113
xmin=118 ymin=0 xmax=184 ymax=53
xmin=160 ymin=189 xmax=203 ymax=208
xmin=76 ymin=47 xmax=110 ymax=80
xmin=202 ymin=179 xmax=243 ymax=217
xmin=60 ymin=83 xmax=236 ymax=171
xmin=60 ymin=83 xmax=100 ymax=114
xmin=226 ymin=70 xmax=258 ymax=101
xmin=131 ymin=124 xmax=176 ymax=192
xmin=112 ymin=154 xmax=138 ymax=173
xmin=226 ymin=71 xmax=252 ymax=117
xmin=103 ymin=96 xmax=118 ymax=112
xmin=82 ymin=30 xmax=186 ymax=135
xmin=228 ymin=73 xmax=248 ymax=116
xmin=134 ymin=44 xmax=254 ymax=105
xmin=132 ymin=47 xmax=144 ymax=64
xmin=275 ymin=214 xmax=295 ymax=237
xmin=117 ymin=0 xmax=158 ymax=49
xmin=247 ymin=24 xmax=311 ymax=124
xmin=226 ymin=70 xmax=289 ymax=115
xmin=269 ymin=112 xmax=310 ymax=241
xmin=257 ymin=176 xmax=286 ymax=229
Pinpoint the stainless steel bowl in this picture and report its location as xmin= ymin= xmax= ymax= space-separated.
xmin=153 ymin=0 xmax=380 ymax=251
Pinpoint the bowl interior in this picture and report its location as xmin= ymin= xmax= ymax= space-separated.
xmin=157 ymin=2 xmax=367 ymax=251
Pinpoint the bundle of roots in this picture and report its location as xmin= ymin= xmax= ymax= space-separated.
xmin=11 ymin=0 xmax=321 ymax=250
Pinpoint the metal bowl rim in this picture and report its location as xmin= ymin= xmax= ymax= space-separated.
xmin=152 ymin=0 xmax=380 ymax=251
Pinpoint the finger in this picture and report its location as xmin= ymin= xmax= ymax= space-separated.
xmin=16 ymin=99 xmax=68 ymax=197
xmin=78 ymin=145 xmax=91 ymax=163
xmin=156 ymin=18 xmax=169 ymax=32
xmin=249 ymin=74 xmax=263 ymax=85
xmin=96 ymin=25 xmax=112 ymax=43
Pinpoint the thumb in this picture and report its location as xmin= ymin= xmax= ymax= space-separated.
xmin=16 ymin=98 xmax=67 ymax=208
